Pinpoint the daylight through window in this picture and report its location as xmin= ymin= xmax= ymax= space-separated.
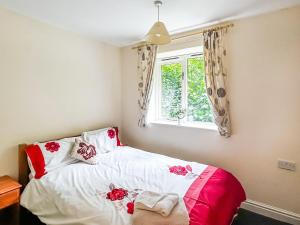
xmin=150 ymin=47 xmax=215 ymax=127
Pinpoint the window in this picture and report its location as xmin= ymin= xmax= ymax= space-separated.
xmin=150 ymin=47 xmax=216 ymax=129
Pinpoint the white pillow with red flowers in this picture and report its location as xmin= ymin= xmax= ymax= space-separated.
xmin=26 ymin=137 xmax=78 ymax=179
xmin=70 ymin=138 xmax=98 ymax=164
xmin=82 ymin=127 xmax=123 ymax=154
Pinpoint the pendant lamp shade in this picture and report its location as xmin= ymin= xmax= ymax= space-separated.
xmin=146 ymin=21 xmax=171 ymax=45
xmin=145 ymin=1 xmax=171 ymax=45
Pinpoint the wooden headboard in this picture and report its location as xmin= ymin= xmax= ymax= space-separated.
xmin=19 ymin=144 xmax=30 ymax=189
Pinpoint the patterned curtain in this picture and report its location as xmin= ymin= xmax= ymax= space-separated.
xmin=137 ymin=44 xmax=158 ymax=127
xmin=203 ymin=28 xmax=231 ymax=137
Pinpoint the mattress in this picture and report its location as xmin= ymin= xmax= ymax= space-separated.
xmin=21 ymin=146 xmax=246 ymax=225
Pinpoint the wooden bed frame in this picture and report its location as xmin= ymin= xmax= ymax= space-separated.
xmin=18 ymin=144 xmax=30 ymax=190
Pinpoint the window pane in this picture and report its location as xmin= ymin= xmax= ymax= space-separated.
xmin=161 ymin=63 xmax=182 ymax=120
xmin=187 ymin=57 xmax=213 ymax=122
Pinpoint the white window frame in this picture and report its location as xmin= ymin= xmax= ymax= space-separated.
xmin=150 ymin=47 xmax=217 ymax=130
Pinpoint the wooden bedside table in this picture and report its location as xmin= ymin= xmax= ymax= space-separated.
xmin=0 ymin=176 xmax=22 ymax=225
xmin=0 ymin=175 xmax=22 ymax=209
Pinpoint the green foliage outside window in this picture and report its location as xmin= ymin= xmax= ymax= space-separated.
xmin=160 ymin=57 xmax=213 ymax=123
xmin=187 ymin=57 xmax=213 ymax=122
xmin=161 ymin=63 xmax=182 ymax=120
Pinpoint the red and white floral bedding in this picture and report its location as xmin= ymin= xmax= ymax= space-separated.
xmin=21 ymin=146 xmax=246 ymax=225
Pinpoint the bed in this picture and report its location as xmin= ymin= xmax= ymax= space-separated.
xmin=18 ymin=130 xmax=246 ymax=225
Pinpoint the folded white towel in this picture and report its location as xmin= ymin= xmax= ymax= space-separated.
xmin=133 ymin=198 xmax=189 ymax=225
xmin=135 ymin=191 xmax=179 ymax=217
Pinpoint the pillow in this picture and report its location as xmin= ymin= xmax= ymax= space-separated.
xmin=82 ymin=127 xmax=123 ymax=153
xmin=70 ymin=138 xmax=98 ymax=164
xmin=26 ymin=137 xmax=78 ymax=179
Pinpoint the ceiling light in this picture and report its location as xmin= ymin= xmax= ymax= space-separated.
xmin=145 ymin=0 xmax=171 ymax=45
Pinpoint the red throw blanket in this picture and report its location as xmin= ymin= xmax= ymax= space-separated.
xmin=184 ymin=166 xmax=246 ymax=225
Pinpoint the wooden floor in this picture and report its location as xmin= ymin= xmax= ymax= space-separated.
xmin=0 ymin=206 xmax=292 ymax=225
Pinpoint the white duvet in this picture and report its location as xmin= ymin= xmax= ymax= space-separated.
xmin=21 ymin=147 xmax=207 ymax=225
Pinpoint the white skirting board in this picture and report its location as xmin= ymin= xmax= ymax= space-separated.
xmin=241 ymin=199 xmax=300 ymax=225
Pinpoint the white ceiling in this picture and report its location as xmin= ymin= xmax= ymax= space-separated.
xmin=0 ymin=0 xmax=299 ymax=46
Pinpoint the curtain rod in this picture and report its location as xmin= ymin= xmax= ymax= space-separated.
xmin=131 ymin=22 xmax=234 ymax=50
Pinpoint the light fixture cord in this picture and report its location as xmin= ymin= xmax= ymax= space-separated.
xmin=157 ymin=3 xmax=160 ymax=21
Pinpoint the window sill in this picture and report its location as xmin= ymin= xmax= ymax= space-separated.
xmin=149 ymin=120 xmax=218 ymax=131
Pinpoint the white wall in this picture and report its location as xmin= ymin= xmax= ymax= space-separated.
xmin=121 ymin=6 xmax=300 ymax=214
xmin=0 ymin=6 xmax=122 ymax=179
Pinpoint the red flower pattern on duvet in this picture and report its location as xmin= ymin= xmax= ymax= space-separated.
xmin=106 ymin=188 xmax=128 ymax=201
xmin=97 ymin=183 xmax=142 ymax=215
xmin=126 ymin=201 xmax=134 ymax=214
xmin=45 ymin=142 xmax=60 ymax=153
xmin=107 ymin=129 xmax=116 ymax=139
xmin=77 ymin=143 xmax=96 ymax=160
xmin=169 ymin=165 xmax=197 ymax=178
xmin=169 ymin=165 xmax=188 ymax=176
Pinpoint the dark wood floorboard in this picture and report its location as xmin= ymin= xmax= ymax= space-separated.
xmin=0 ymin=206 xmax=292 ymax=225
